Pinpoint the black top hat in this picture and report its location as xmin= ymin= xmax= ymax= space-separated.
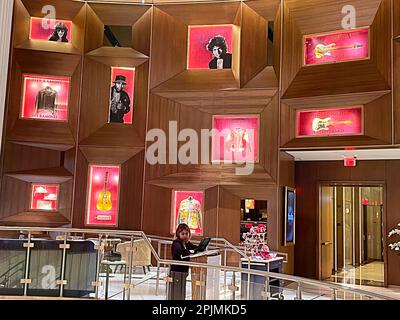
xmin=113 ymin=75 xmax=127 ymax=85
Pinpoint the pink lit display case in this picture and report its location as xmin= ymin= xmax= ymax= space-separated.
xmin=303 ymin=27 xmax=370 ymax=66
xmin=86 ymin=165 xmax=121 ymax=227
xmin=109 ymin=67 xmax=135 ymax=124
xmin=212 ymin=115 xmax=259 ymax=163
xmin=296 ymin=106 xmax=363 ymax=138
xmin=30 ymin=184 xmax=60 ymax=212
xmin=20 ymin=74 xmax=70 ymax=121
xmin=171 ymin=191 xmax=204 ymax=236
xmin=187 ymin=25 xmax=233 ymax=70
xmin=29 ymin=17 xmax=72 ymax=43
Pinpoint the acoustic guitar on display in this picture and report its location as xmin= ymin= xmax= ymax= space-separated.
xmin=96 ymin=171 xmax=112 ymax=212
xmin=312 ymin=117 xmax=353 ymax=132
xmin=314 ymin=43 xmax=364 ymax=59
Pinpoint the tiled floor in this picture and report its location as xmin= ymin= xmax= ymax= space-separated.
xmin=329 ymin=262 xmax=385 ymax=287
xmin=94 ymin=266 xmax=398 ymax=301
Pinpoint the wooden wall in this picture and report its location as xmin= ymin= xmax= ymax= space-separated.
xmin=295 ymin=160 xmax=400 ymax=286
xmin=1 ymin=0 xmax=399 ymax=282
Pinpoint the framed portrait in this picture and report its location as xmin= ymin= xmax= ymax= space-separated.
xmin=303 ymin=27 xmax=370 ymax=66
xmin=296 ymin=106 xmax=363 ymax=138
xmin=187 ymin=25 xmax=233 ymax=70
xmin=109 ymin=67 xmax=135 ymax=124
xmin=30 ymin=17 xmax=72 ymax=43
xmin=171 ymin=191 xmax=204 ymax=236
xmin=20 ymin=74 xmax=70 ymax=121
xmin=30 ymin=184 xmax=60 ymax=212
xmin=283 ymin=187 xmax=296 ymax=246
xmin=86 ymin=165 xmax=121 ymax=227
xmin=212 ymin=115 xmax=259 ymax=163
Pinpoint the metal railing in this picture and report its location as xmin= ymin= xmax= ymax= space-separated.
xmin=0 ymin=226 xmax=394 ymax=301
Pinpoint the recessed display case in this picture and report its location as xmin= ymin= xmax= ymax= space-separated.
xmin=30 ymin=184 xmax=60 ymax=212
xmin=212 ymin=115 xmax=259 ymax=163
xmin=296 ymin=106 xmax=363 ymax=138
xmin=86 ymin=165 xmax=121 ymax=227
xmin=187 ymin=24 xmax=234 ymax=70
xmin=109 ymin=67 xmax=135 ymax=125
xmin=20 ymin=74 xmax=70 ymax=122
xmin=171 ymin=190 xmax=204 ymax=236
xmin=29 ymin=17 xmax=73 ymax=43
xmin=303 ymin=27 xmax=370 ymax=66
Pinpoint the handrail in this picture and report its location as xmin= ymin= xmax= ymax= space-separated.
xmin=0 ymin=226 xmax=394 ymax=300
xmin=147 ymin=234 xmax=288 ymax=263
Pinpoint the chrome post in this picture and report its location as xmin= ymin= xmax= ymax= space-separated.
xmin=265 ymin=261 xmax=270 ymax=300
xmin=332 ymin=288 xmax=337 ymax=300
xmin=59 ymin=232 xmax=68 ymax=297
xmin=223 ymin=249 xmax=227 ymax=291
xmin=199 ymin=268 xmax=203 ymax=300
xmin=94 ymin=234 xmax=103 ymax=299
xmin=156 ymin=241 xmax=161 ymax=296
xmin=232 ymin=271 xmax=236 ymax=300
xmin=296 ymin=282 xmax=303 ymax=300
xmin=23 ymin=232 xmax=32 ymax=296
xmin=263 ymin=278 xmax=270 ymax=300
xmin=246 ymin=259 xmax=251 ymax=300
xmin=126 ymin=235 xmax=135 ymax=300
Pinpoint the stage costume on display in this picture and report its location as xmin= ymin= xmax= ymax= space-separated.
xmin=35 ymin=86 xmax=58 ymax=114
xmin=226 ymin=128 xmax=251 ymax=153
xmin=177 ymin=196 xmax=202 ymax=231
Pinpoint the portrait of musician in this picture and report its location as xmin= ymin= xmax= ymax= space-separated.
xmin=207 ymin=35 xmax=232 ymax=69
xmin=48 ymin=22 xmax=69 ymax=43
xmin=109 ymin=75 xmax=131 ymax=124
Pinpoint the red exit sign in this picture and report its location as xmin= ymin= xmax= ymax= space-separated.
xmin=344 ymin=157 xmax=357 ymax=167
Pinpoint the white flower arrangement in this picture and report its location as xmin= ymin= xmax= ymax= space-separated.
xmin=388 ymin=223 xmax=400 ymax=252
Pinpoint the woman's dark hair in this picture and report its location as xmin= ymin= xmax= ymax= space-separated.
xmin=206 ymin=35 xmax=228 ymax=55
xmin=48 ymin=22 xmax=68 ymax=42
xmin=175 ymin=224 xmax=191 ymax=239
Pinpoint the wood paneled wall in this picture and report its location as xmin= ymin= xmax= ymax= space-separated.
xmin=295 ymin=160 xmax=400 ymax=286
xmin=278 ymin=151 xmax=295 ymax=274
xmin=2 ymin=0 xmax=399 ymax=283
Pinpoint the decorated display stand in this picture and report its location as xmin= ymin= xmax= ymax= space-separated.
xmin=240 ymin=225 xmax=284 ymax=300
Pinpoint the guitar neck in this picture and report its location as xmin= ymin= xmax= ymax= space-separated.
xmin=104 ymin=172 xmax=109 ymax=192
xmin=331 ymin=44 xmax=362 ymax=51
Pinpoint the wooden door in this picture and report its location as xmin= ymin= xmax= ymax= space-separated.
xmin=320 ymin=186 xmax=334 ymax=280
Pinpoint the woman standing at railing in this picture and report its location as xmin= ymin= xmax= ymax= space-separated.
xmin=167 ymin=224 xmax=198 ymax=300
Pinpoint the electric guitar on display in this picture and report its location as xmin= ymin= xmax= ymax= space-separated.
xmin=96 ymin=172 xmax=112 ymax=212
xmin=314 ymin=43 xmax=364 ymax=59
xmin=312 ymin=117 xmax=353 ymax=132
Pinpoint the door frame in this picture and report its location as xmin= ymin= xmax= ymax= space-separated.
xmin=316 ymin=181 xmax=387 ymax=287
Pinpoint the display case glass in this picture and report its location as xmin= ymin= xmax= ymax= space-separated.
xmin=187 ymin=25 xmax=233 ymax=70
xmin=86 ymin=165 xmax=121 ymax=227
xmin=30 ymin=17 xmax=72 ymax=43
xmin=20 ymin=74 xmax=70 ymax=121
xmin=108 ymin=67 xmax=135 ymax=124
xmin=304 ymin=28 xmax=369 ymax=66
xmin=296 ymin=106 xmax=363 ymax=137
xmin=30 ymin=184 xmax=59 ymax=211
xmin=171 ymin=191 xmax=204 ymax=236
xmin=212 ymin=115 xmax=259 ymax=162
